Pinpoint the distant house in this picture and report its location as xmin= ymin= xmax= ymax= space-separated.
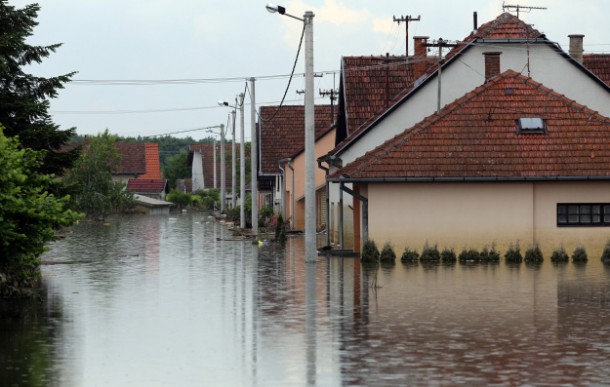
xmin=188 ymin=143 xmax=233 ymax=191
xmin=258 ymin=105 xmax=334 ymax=228
xmin=330 ymin=69 xmax=610 ymax=256
xmin=114 ymin=142 xmax=168 ymax=200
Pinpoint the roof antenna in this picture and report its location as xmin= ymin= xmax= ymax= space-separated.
xmin=393 ymin=14 xmax=421 ymax=61
xmin=502 ymin=2 xmax=547 ymax=18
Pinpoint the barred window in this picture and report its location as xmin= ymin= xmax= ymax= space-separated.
xmin=557 ymin=203 xmax=610 ymax=227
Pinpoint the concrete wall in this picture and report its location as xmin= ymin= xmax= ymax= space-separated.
xmin=366 ymin=181 xmax=610 ymax=257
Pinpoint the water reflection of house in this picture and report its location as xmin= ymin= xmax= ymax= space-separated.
xmin=321 ymin=13 xmax=610 ymax=254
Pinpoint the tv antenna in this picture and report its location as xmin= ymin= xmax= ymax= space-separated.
xmin=502 ymin=2 xmax=547 ymax=18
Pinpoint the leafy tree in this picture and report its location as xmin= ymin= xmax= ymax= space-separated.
xmin=0 ymin=1 xmax=78 ymax=176
xmin=163 ymin=149 xmax=190 ymax=189
xmin=0 ymin=128 xmax=81 ymax=297
xmin=65 ymin=130 xmax=133 ymax=219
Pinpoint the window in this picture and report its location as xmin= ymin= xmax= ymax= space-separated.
xmin=516 ymin=117 xmax=547 ymax=134
xmin=557 ymin=203 xmax=610 ymax=227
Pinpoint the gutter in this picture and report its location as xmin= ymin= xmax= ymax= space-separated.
xmin=317 ymin=158 xmax=331 ymax=248
xmin=278 ymin=157 xmax=290 ymax=221
xmin=287 ymin=159 xmax=295 ymax=229
xmin=328 ymin=176 xmax=610 ymax=183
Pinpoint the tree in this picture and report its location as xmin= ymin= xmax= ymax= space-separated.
xmin=0 ymin=1 xmax=78 ymax=176
xmin=65 ymin=130 xmax=134 ymax=219
xmin=0 ymin=128 xmax=81 ymax=297
xmin=163 ymin=149 xmax=190 ymax=189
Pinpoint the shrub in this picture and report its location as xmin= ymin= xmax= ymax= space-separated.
xmin=420 ymin=243 xmax=441 ymax=262
xmin=361 ymin=240 xmax=380 ymax=264
xmin=601 ymin=240 xmax=610 ymax=263
xmin=275 ymin=213 xmax=287 ymax=245
xmin=400 ymin=247 xmax=419 ymax=263
xmin=380 ymin=243 xmax=396 ymax=262
xmin=550 ymin=247 xmax=570 ymax=264
xmin=441 ymin=248 xmax=457 ymax=264
xmin=259 ymin=205 xmax=274 ymax=227
xmin=572 ymin=246 xmax=588 ymax=263
xmin=524 ymin=244 xmax=544 ymax=264
xmin=458 ymin=248 xmax=480 ymax=264
xmin=166 ymin=189 xmax=191 ymax=209
xmin=505 ymin=243 xmax=523 ymax=264
xmin=480 ymin=244 xmax=501 ymax=263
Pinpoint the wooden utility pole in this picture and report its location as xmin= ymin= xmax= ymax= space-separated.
xmin=425 ymin=38 xmax=458 ymax=113
xmin=393 ymin=14 xmax=421 ymax=59
xmin=319 ymin=89 xmax=338 ymax=120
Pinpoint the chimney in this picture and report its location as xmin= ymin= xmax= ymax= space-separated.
xmin=483 ymin=52 xmax=502 ymax=82
xmin=473 ymin=12 xmax=478 ymax=31
xmin=413 ymin=36 xmax=429 ymax=80
xmin=568 ymin=34 xmax=584 ymax=64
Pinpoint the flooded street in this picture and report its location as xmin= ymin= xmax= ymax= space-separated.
xmin=2 ymin=213 xmax=610 ymax=386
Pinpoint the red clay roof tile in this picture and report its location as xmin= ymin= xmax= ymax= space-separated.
xmin=259 ymin=105 xmax=333 ymax=175
xmin=334 ymin=70 xmax=610 ymax=180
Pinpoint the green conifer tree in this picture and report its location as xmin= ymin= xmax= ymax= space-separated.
xmin=0 ymin=1 xmax=78 ymax=176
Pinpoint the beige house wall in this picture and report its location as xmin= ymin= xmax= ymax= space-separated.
xmin=282 ymin=129 xmax=336 ymax=231
xmin=367 ymin=181 xmax=610 ymax=257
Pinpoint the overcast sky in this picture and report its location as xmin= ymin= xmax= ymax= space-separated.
xmin=10 ymin=0 xmax=610 ymax=141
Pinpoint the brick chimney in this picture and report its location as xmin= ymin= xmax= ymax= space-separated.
xmin=413 ymin=36 xmax=429 ymax=80
xmin=569 ymin=34 xmax=584 ymax=64
xmin=483 ymin=51 xmax=502 ymax=82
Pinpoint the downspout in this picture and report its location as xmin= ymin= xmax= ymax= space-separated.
xmin=340 ymin=182 xmax=368 ymax=244
xmin=317 ymin=158 xmax=331 ymax=248
xmin=278 ymin=158 xmax=290 ymax=221
xmin=287 ymin=159 xmax=295 ymax=230
xmin=339 ymin=181 xmax=344 ymax=249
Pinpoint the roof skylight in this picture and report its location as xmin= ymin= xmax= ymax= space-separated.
xmin=516 ymin=117 xmax=547 ymax=134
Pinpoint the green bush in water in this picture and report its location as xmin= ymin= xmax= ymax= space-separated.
xmin=601 ymin=240 xmax=610 ymax=264
xmin=420 ymin=243 xmax=441 ymax=262
xmin=572 ymin=246 xmax=588 ymax=263
xmin=505 ymin=243 xmax=523 ymax=264
xmin=379 ymin=243 xmax=396 ymax=262
xmin=480 ymin=244 xmax=500 ymax=263
xmin=458 ymin=248 xmax=480 ymax=264
xmin=440 ymin=248 xmax=457 ymax=264
xmin=550 ymin=246 xmax=570 ymax=264
xmin=400 ymin=247 xmax=419 ymax=263
xmin=524 ymin=244 xmax=544 ymax=264
xmin=361 ymin=240 xmax=380 ymax=264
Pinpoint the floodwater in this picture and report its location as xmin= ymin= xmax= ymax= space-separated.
xmin=1 ymin=213 xmax=610 ymax=387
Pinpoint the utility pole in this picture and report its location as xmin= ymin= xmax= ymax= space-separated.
xmin=425 ymin=38 xmax=458 ymax=113
xmin=220 ymin=123 xmax=225 ymax=213
xmin=304 ymin=10 xmax=316 ymax=262
xmin=393 ymin=14 xmax=420 ymax=59
xmin=319 ymin=89 xmax=338 ymax=122
xmin=239 ymin=92 xmax=246 ymax=229
xmin=231 ymin=109 xmax=237 ymax=209
xmin=250 ymin=77 xmax=258 ymax=235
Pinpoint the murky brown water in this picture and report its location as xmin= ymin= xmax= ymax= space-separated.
xmin=1 ymin=213 xmax=610 ymax=386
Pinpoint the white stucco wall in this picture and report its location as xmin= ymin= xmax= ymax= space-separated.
xmin=191 ymin=151 xmax=205 ymax=192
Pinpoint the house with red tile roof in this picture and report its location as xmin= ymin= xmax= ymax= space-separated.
xmin=188 ymin=143 xmax=234 ymax=192
xmin=114 ymin=142 xmax=167 ymax=200
xmin=330 ymin=69 xmax=610 ymax=256
xmin=258 ymin=104 xmax=334 ymax=228
xmin=321 ymin=12 xmax=610 ymax=252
